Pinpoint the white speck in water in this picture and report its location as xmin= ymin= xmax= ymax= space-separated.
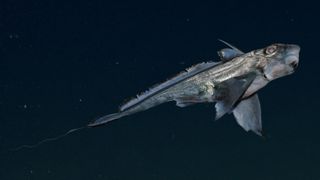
xmin=9 ymin=33 xmax=19 ymax=39
xmin=79 ymin=98 xmax=83 ymax=102
xmin=23 ymin=104 xmax=27 ymax=109
xmin=115 ymin=61 xmax=119 ymax=65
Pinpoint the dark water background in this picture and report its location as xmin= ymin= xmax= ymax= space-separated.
xmin=1 ymin=0 xmax=319 ymax=179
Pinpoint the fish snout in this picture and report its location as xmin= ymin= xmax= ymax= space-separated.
xmin=287 ymin=44 xmax=300 ymax=53
xmin=285 ymin=44 xmax=300 ymax=70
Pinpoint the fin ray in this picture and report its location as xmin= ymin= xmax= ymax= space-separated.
xmin=218 ymin=39 xmax=244 ymax=54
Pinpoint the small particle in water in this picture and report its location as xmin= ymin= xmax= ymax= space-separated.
xmin=186 ymin=18 xmax=190 ymax=22
xmin=115 ymin=61 xmax=119 ymax=65
xmin=23 ymin=104 xmax=27 ymax=109
xmin=9 ymin=33 xmax=19 ymax=39
xmin=79 ymin=98 xmax=83 ymax=102
xmin=30 ymin=170 xmax=33 ymax=174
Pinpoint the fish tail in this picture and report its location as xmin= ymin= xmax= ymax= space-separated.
xmin=89 ymin=94 xmax=170 ymax=127
xmin=88 ymin=112 xmax=128 ymax=127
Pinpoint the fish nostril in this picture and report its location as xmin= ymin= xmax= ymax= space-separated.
xmin=290 ymin=61 xmax=298 ymax=69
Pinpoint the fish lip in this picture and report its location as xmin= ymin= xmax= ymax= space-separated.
xmin=263 ymin=74 xmax=271 ymax=81
xmin=285 ymin=55 xmax=299 ymax=69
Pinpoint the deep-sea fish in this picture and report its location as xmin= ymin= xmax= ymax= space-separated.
xmin=88 ymin=40 xmax=300 ymax=136
xmin=10 ymin=40 xmax=300 ymax=151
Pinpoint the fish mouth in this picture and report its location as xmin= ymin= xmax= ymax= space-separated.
xmin=285 ymin=55 xmax=299 ymax=70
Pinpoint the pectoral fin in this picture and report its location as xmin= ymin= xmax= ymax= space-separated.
xmin=233 ymin=94 xmax=263 ymax=136
xmin=215 ymin=73 xmax=256 ymax=120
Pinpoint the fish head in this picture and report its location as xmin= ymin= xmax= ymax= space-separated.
xmin=256 ymin=43 xmax=300 ymax=81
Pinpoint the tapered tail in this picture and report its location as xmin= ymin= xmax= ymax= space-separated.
xmin=88 ymin=112 xmax=128 ymax=127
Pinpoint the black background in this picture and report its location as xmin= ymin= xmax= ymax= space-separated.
xmin=1 ymin=0 xmax=319 ymax=179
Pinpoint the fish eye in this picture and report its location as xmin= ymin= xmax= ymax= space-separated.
xmin=265 ymin=45 xmax=277 ymax=55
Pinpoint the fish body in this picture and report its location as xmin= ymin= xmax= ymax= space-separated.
xmin=89 ymin=41 xmax=300 ymax=136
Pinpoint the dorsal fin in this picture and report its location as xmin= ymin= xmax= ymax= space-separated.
xmin=218 ymin=39 xmax=244 ymax=54
xmin=120 ymin=61 xmax=220 ymax=111
xmin=218 ymin=48 xmax=243 ymax=61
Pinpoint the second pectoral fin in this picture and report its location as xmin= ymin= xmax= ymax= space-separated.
xmin=176 ymin=101 xmax=196 ymax=108
xmin=214 ymin=73 xmax=256 ymax=120
xmin=233 ymin=94 xmax=263 ymax=136
xmin=174 ymin=97 xmax=205 ymax=108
